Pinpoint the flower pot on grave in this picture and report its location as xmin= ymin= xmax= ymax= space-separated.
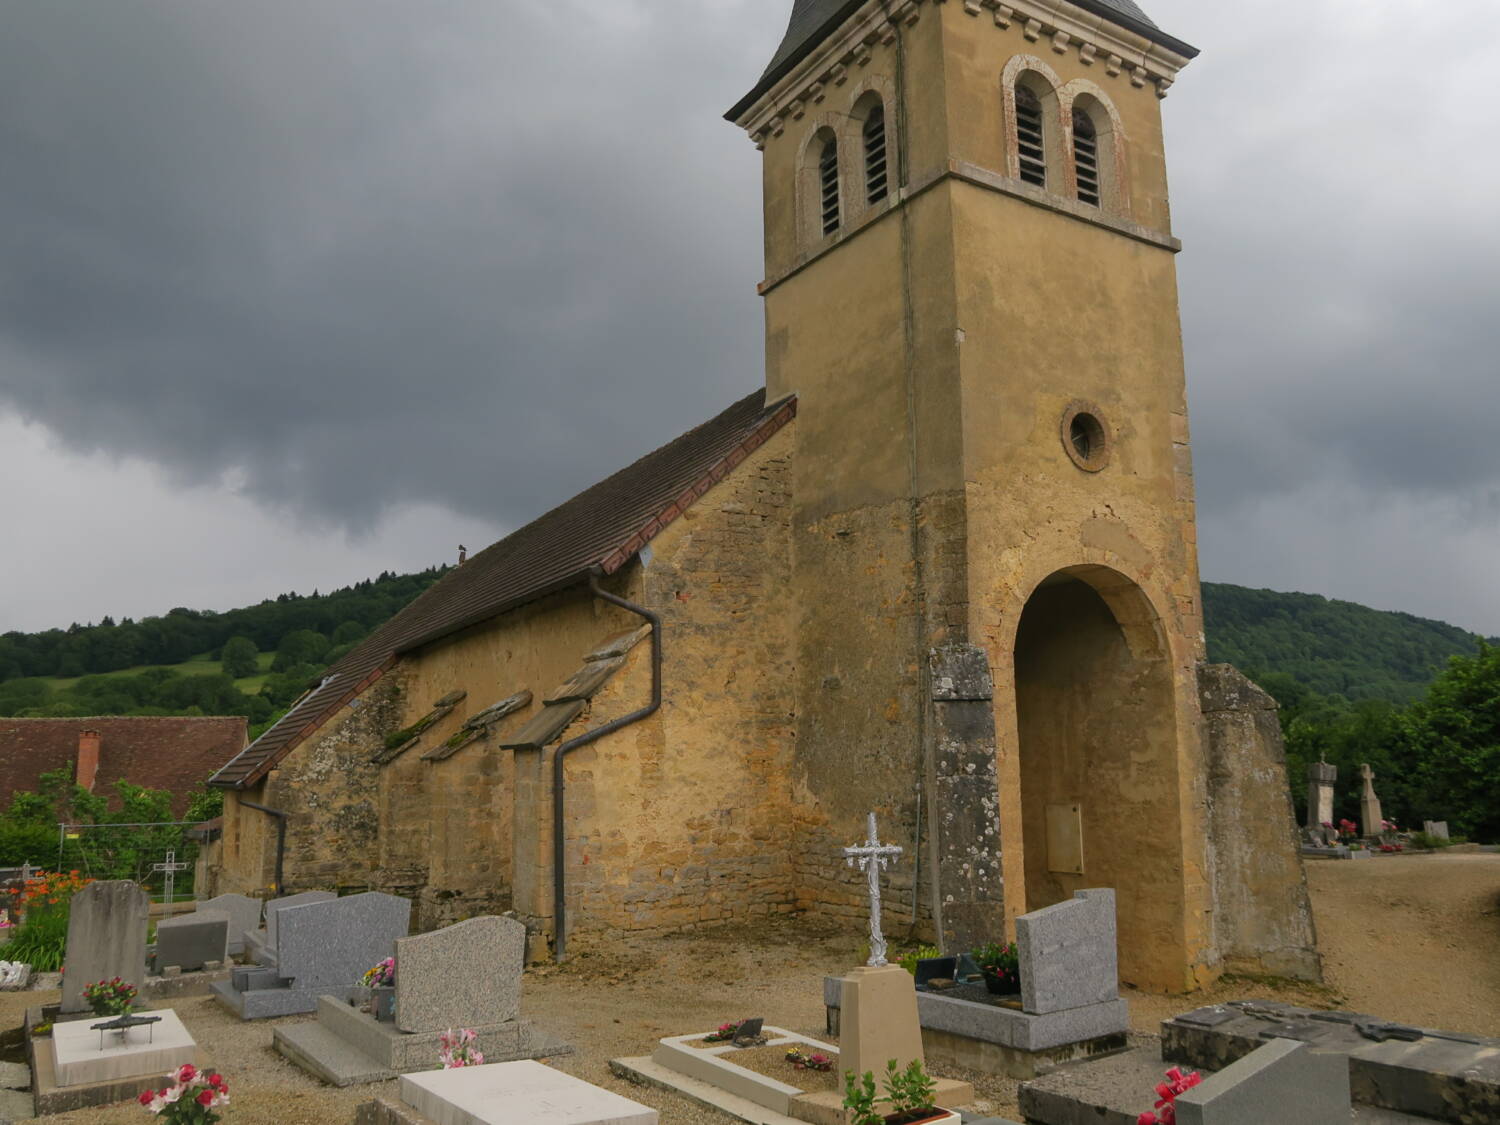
xmin=884 ymin=1109 xmax=962 ymax=1125
xmin=371 ymin=986 xmax=396 ymax=1022
xmin=981 ymin=969 xmax=1020 ymax=997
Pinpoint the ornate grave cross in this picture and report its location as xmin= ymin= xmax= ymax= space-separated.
xmin=151 ymin=850 xmax=189 ymax=918
xmin=844 ymin=812 xmax=904 ymax=968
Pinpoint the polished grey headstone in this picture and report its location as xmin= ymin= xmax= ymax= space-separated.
xmin=1174 ymin=1038 xmax=1350 ymax=1125
xmin=60 ymin=880 xmax=150 ymax=1013
xmin=264 ymin=890 xmax=336 ymax=947
xmin=200 ymin=893 xmax=262 ymax=955
xmin=277 ymin=892 xmax=410 ymax=998
xmin=154 ymin=908 xmax=229 ymax=973
xmin=1016 ymin=889 xmax=1118 ymax=1015
xmin=395 ymin=915 xmax=524 ymax=1034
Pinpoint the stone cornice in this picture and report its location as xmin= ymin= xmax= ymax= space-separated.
xmin=731 ymin=0 xmax=1194 ymax=145
xmin=758 ymin=157 xmax=1179 ymax=294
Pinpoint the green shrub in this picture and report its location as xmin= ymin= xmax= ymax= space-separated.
xmin=897 ymin=945 xmax=941 ymax=975
xmin=7 ymin=912 xmax=67 ymax=970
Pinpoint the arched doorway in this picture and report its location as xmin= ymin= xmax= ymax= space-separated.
xmin=1013 ymin=566 xmax=1183 ymax=989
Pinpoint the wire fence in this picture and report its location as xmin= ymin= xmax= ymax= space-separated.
xmin=55 ymin=822 xmax=206 ymax=902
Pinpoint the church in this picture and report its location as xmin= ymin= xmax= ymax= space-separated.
xmin=206 ymin=0 xmax=1319 ymax=993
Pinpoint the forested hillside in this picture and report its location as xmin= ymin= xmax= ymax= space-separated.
xmin=1201 ymin=582 xmax=1492 ymax=704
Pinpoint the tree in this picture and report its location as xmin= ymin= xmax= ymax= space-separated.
xmin=331 ymin=620 xmax=366 ymax=646
xmin=221 ymin=636 xmax=260 ymax=679
xmin=271 ymin=629 xmax=330 ymax=672
xmin=1397 ymin=644 xmax=1500 ymax=842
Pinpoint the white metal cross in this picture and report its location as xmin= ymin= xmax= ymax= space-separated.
xmin=843 ymin=812 xmax=904 ymax=968
xmin=151 ymin=850 xmax=189 ymax=918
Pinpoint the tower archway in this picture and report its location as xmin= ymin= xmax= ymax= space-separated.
xmin=1012 ymin=565 xmax=1184 ymax=989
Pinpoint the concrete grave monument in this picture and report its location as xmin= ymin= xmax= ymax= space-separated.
xmin=825 ymin=887 xmax=1129 ymax=1078
xmin=152 ymin=909 xmax=229 ymax=974
xmin=248 ymin=889 xmax=336 ymax=961
xmin=213 ymin=891 xmax=410 ymax=1019
xmin=1423 ymin=820 xmax=1450 ymax=840
xmin=274 ymin=914 xmax=570 ymax=1086
xmin=401 ymin=1060 xmax=656 ymax=1125
xmin=199 ymin=893 xmax=262 ymax=955
xmin=1359 ymin=763 xmax=1384 ymax=838
xmin=60 ymin=880 xmax=150 ymax=1014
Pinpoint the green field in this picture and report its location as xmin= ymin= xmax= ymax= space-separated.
xmin=42 ymin=650 xmax=277 ymax=695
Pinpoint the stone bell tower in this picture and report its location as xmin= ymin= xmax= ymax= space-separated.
xmin=728 ymin=0 xmax=1226 ymax=992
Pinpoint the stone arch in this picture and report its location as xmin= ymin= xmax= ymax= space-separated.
xmin=1008 ymin=563 xmax=1186 ymax=990
xmin=1059 ymin=79 xmax=1130 ymax=216
xmin=796 ymin=114 xmax=846 ymax=248
xmin=1000 ymin=54 xmax=1066 ymax=190
xmin=842 ymin=74 xmax=899 ymax=221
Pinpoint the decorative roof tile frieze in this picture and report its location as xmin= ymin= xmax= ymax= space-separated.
xmin=729 ymin=0 xmax=1196 ymax=137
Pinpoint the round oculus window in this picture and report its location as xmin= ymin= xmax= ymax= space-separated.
xmin=1061 ymin=403 xmax=1110 ymax=472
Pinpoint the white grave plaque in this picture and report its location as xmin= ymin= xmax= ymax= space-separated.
xmin=51 ymin=1008 xmax=197 ymax=1087
xmin=401 ymin=1060 xmax=657 ymax=1125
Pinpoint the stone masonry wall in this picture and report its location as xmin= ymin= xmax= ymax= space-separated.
xmin=557 ymin=434 xmax=799 ymax=947
xmin=1199 ymin=663 xmax=1322 ymax=981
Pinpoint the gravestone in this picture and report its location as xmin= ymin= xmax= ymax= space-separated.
xmin=199 ymin=893 xmax=262 ymax=955
xmin=213 ymin=891 xmax=410 ymax=1019
xmin=274 ymin=914 xmax=572 ymax=1084
xmin=395 ymin=915 xmax=523 ymax=1033
xmin=1305 ymin=762 xmax=1336 ymax=832
xmin=1359 ymin=764 xmax=1384 ymax=839
xmin=1173 ymin=1038 xmax=1351 ymax=1125
xmin=1423 ymin=820 xmax=1450 ymax=840
xmin=50 ymin=1008 xmax=196 ymax=1087
xmin=1016 ymin=889 xmax=1118 ymax=1015
xmin=60 ymin=880 xmax=150 ymax=1014
xmin=264 ymin=890 xmax=336 ymax=947
xmin=153 ymin=908 xmax=229 ymax=973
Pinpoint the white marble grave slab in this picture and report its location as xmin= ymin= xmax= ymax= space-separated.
xmin=401 ymin=1060 xmax=656 ymax=1125
xmin=51 ymin=1008 xmax=196 ymax=1088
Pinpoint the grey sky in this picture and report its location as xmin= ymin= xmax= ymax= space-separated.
xmin=2 ymin=0 xmax=1498 ymax=636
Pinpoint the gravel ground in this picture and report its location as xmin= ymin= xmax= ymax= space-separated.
xmin=2 ymin=852 xmax=1496 ymax=1123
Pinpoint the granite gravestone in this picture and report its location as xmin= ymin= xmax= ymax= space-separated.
xmin=395 ymin=915 xmax=523 ymax=1034
xmin=199 ymin=893 xmax=262 ymax=955
xmin=153 ymin=909 xmax=229 ymax=973
xmin=1305 ymin=763 xmax=1336 ymax=832
xmin=61 ymin=880 xmax=150 ymax=1014
xmin=264 ymin=890 xmax=336 ymax=947
xmin=1015 ymin=889 xmax=1119 ymax=1016
xmin=214 ymin=891 xmax=410 ymax=1019
xmin=1423 ymin=821 xmax=1450 ymax=840
xmin=276 ymin=892 xmax=411 ymax=1001
xmin=1173 ymin=1037 xmax=1350 ymax=1125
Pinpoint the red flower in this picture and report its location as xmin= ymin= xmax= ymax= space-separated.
xmin=138 ymin=1091 xmax=154 ymax=1106
xmin=196 ymin=1089 xmax=214 ymax=1106
xmin=176 ymin=1063 xmax=197 ymax=1083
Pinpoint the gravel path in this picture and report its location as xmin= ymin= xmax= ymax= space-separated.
xmin=2 ymin=853 xmax=1496 ymax=1123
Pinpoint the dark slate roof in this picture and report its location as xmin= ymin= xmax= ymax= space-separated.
xmin=0 ymin=717 xmax=247 ymax=816
xmin=727 ymin=0 xmax=1196 ymax=121
xmin=209 ymin=389 xmax=797 ymax=789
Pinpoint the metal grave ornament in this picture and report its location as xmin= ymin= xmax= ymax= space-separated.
xmin=151 ymin=850 xmax=190 ymax=918
xmin=844 ymin=812 xmax=903 ymax=968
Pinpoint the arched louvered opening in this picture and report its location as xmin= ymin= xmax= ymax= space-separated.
xmin=819 ymin=135 xmax=841 ymax=236
xmin=1073 ymin=108 xmax=1100 ymax=207
xmin=1015 ymin=84 xmax=1047 ymax=188
xmin=863 ymin=104 xmax=889 ymax=205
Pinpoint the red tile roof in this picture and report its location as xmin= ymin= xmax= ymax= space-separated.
xmin=0 ymin=717 xmax=248 ymax=817
xmin=210 ymin=389 xmax=797 ymax=789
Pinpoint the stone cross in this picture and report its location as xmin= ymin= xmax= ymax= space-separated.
xmin=844 ymin=812 xmax=903 ymax=968
xmin=151 ymin=850 xmax=189 ymax=919
xmin=1359 ymin=763 xmax=1384 ymax=839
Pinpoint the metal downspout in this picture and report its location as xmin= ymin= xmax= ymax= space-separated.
xmin=553 ymin=569 xmax=662 ymax=961
xmin=239 ymin=798 xmax=288 ymax=895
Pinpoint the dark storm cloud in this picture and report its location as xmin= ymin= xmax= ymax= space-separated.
xmin=0 ymin=1 xmax=775 ymax=528
xmin=3 ymin=0 xmax=1500 ymax=631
